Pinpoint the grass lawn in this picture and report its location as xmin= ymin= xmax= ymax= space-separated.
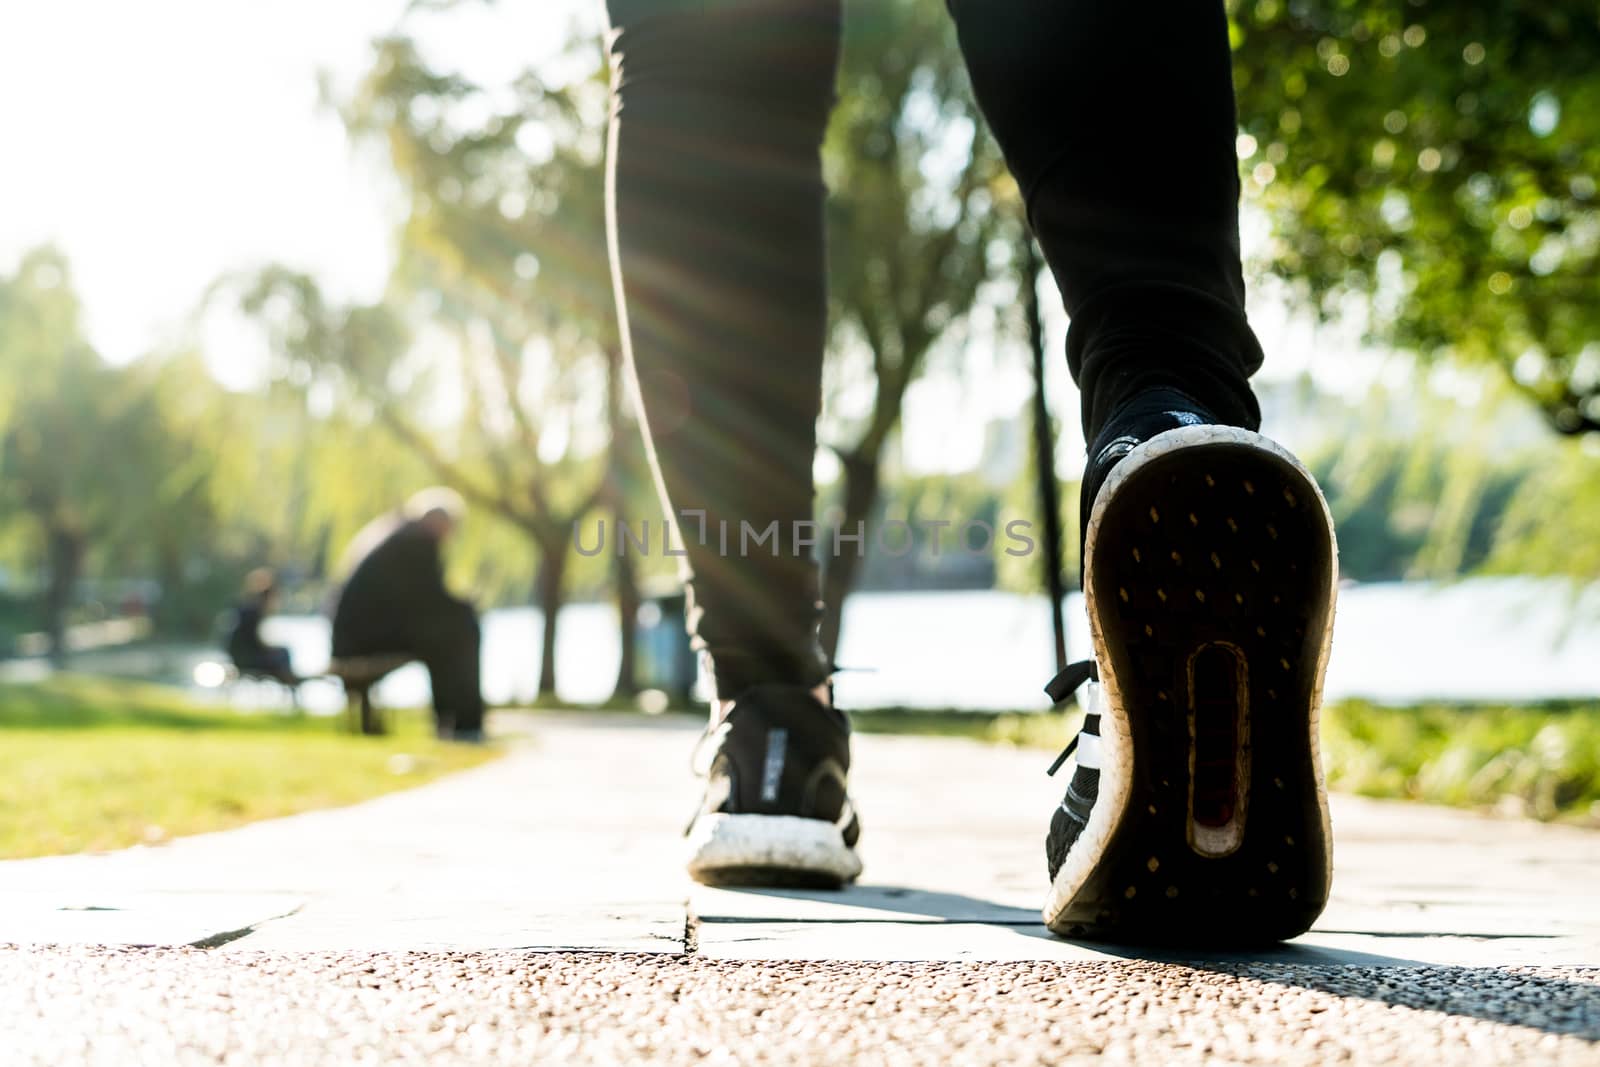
xmin=0 ymin=676 xmax=499 ymax=859
xmin=851 ymin=699 xmax=1600 ymax=825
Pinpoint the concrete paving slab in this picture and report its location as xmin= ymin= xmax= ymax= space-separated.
xmin=225 ymin=898 xmax=683 ymax=952
xmin=0 ymin=891 xmax=305 ymax=947
xmin=696 ymin=918 xmax=1594 ymax=966
xmin=0 ymin=716 xmax=701 ymax=953
xmin=694 ymin=918 xmax=1111 ymax=961
xmin=691 ymin=883 xmax=1039 ymax=924
xmin=696 ymin=909 xmax=1595 ymax=968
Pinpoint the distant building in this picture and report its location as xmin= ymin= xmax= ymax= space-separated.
xmin=977 ymin=415 xmax=1026 ymax=489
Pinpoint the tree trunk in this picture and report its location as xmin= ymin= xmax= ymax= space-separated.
xmin=44 ymin=524 xmax=85 ymax=668
xmin=533 ymin=527 xmax=569 ymax=700
xmin=154 ymin=535 xmax=185 ymax=637
xmin=1022 ymin=237 xmax=1069 ymax=672
xmin=605 ymin=346 xmax=640 ymax=701
xmin=612 ymin=541 xmax=640 ymax=700
xmin=819 ymin=449 xmax=881 ymax=665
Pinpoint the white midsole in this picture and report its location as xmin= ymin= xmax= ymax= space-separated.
xmin=687 ymin=813 xmax=863 ymax=883
xmin=1043 ymin=424 xmax=1340 ymax=929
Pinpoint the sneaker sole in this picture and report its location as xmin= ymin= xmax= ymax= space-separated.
xmin=686 ymin=814 xmax=863 ymax=889
xmin=1045 ymin=425 xmax=1338 ymax=944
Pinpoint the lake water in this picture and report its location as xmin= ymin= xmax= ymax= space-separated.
xmin=175 ymin=577 xmax=1600 ymax=713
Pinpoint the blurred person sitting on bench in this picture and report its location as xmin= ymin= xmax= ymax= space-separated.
xmin=226 ymin=568 xmax=299 ymax=686
xmin=328 ymin=488 xmax=485 ymax=741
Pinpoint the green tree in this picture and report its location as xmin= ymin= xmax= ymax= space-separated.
xmin=818 ymin=0 xmax=1009 ymax=659
xmin=1232 ymin=1 xmax=1600 ymax=433
xmin=0 ymin=250 xmax=226 ymax=659
xmin=337 ymin=34 xmax=646 ymax=698
xmin=1488 ymin=441 xmax=1600 ymax=580
xmin=1299 ymin=377 xmax=1535 ymax=581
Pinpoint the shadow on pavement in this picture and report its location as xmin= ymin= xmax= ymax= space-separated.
xmin=699 ymin=883 xmax=1038 ymax=924
xmin=1059 ymin=940 xmax=1600 ymax=1041
xmin=710 ymin=883 xmax=1600 ymax=1041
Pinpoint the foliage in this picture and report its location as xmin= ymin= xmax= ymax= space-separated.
xmin=1322 ymin=697 xmax=1600 ymax=822
xmin=1486 ymin=438 xmax=1600 ymax=579
xmin=0 ymin=252 xmax=245 ymax=650
xmin=824 ymin=1 xmax=1009 ymax=453
xmin=336 ymin=34 xmax=622 ymax=546
xmin=835 ymin=368 xmax=1581 ymax=591
xmin=853 ymin=697 xmax=1600 ymax=824
xmin=224 ymin=31 xmax=654 ymax=695
xmin=0 ymin=676 xmax=497 ymax=858
xmin=1232 ymin=0 xmax=1600 ymax=434
xmin=995 ymin=428 xmax=1080 ymax=596
xmin=0 ymin=252 xmax=144 ymax=548
xmin=831 ymin=469 xmax=1020 ymax=591
xmin=1299 ymin=377 xmax=1536 ymax=581
xmin=816 ymin=0 xmax=1011 ymax=657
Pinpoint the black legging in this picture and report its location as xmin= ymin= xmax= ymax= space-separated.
xmin=605 ymin=0 xmax=1264 ymax=698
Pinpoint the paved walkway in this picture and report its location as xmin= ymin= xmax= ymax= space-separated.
xmin=3 ymin=714 xmax=1598 ymax=1063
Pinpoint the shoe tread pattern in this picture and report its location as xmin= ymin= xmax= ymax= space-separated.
xmin=1057 ymin=440 xmax=1336 ymax=944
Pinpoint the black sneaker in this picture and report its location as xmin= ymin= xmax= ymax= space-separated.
xmin=685 ymin=684 xmax=863 ymax=888
xmin=1043 ymin=395 xmax=1338 ymax=944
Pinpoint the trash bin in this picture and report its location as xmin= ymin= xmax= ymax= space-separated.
xmin=633 ymin=586 xmax=699 ymax=707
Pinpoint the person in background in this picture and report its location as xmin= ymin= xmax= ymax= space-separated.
xmin=226 ymin=568 xmax=299 ymax=686
xmin=328 ymin=487 xmax=485 ymax=741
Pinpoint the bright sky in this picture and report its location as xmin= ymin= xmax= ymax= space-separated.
xmin=3 ymin=1 xmax=394 ymax=365
xmin=1 ymin=0 xmax=1377 ymax=477
xmin=0 ymin=0 xmax=596 ymax=371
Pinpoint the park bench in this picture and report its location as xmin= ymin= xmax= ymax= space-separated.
xmin=225 ymin=664 xmax=301 ymax=711
xmin=193 ymin=659 xmax=301 ymax=711
xmin=327 ymin=654 xmax=413 ymax=736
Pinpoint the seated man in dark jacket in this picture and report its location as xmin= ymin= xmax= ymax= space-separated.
xmin=227 ymin=568 xmax=298 ymax=685
xmin=328 ymin=488 xmax=484 ymax=740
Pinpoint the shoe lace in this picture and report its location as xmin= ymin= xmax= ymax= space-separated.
xmin=689 ymin=719 xmax=731 ymax=777
xmin=1044 ymin=659 xmax=1099 ymax=777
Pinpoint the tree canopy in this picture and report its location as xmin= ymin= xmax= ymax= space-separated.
xmin=1232 ymin=0 xmax=1600 ymax=433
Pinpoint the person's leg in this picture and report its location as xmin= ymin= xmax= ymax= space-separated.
xmin=947 ymin=1 xmax=1338 ymax=944
xmin=605 ymin=0 xmax=860 ymax=888
xmin=946 ymin=0 xmax=1261 ymax=445
xmin=231 ymin=646 xmax=296 ymax=686
xmin=413 ymin=607 xmax=484 ymax=738
xmin=263 ymin=645 xmax=297 ymax=686
xmin=605 ymin=0 xmax=840 ymax=700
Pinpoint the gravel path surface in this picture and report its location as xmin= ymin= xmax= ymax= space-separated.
xmin=4 ymin=947 xmax=1597 ymax=1066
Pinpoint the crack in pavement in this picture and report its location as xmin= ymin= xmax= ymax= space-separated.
xmin=189 ymin=901 xmax=306 ymax=950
